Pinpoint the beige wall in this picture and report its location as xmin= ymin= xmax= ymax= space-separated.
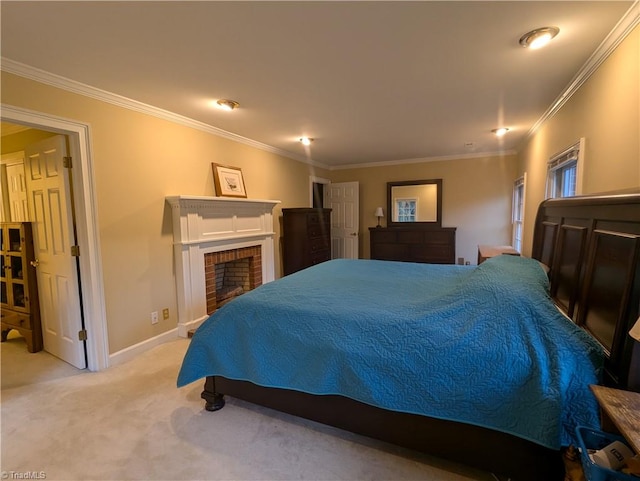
xmin=517 ymin=26 xmax=640 ymax=256
xmin=330 ymin=154 xmax=518 ymax=264
xmin=1 ymin=72 xmax=330 ymax=353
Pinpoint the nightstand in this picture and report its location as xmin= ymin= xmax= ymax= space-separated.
xmin=590 ymin=385 xmax=640 ymax=455
xmin=477 ymin=245 xmax=520 ymax=265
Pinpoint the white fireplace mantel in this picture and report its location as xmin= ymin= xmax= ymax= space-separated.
xmin=166 ymin=196 xmax=280 ymax=336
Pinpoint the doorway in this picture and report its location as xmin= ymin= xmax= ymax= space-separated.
xmin=2 ymin=129 xmax=86 ymax=368
xmin=309 ymin=176 xmax=360 ymax=260
xmin=1 ymin=107 xmax=109 ymax=372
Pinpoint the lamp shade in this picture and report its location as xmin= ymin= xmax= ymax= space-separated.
xmin=630 ymin=317 xmax=640 ymax=342
xmin=374 ymin=207 xmax=384 ymax=218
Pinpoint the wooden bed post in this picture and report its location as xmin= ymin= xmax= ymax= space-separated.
xmin=201 ymin=376 xmax=225 ymax=411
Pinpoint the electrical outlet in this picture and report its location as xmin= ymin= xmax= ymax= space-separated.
xmin=457 ymin=257 xmax=464 ymax=265
xmin=151 ymin=311 xmax=159 ymax=324
xmin=162 ymin=308 xmax=169 ymax=320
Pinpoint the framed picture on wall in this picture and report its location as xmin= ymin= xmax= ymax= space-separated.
xmin=212 ymin=163 xmax=247 ymax=198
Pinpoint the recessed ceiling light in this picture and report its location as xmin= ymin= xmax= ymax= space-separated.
xmin=492 ymin=128 xmax=509 ymax=137
xmin=216 ymin=99 xmax=239 ymax=111
xmin=299 ymin=137 xmax=314 ymax=146
xmin=519 ymin=27 xmax=559 ymax=49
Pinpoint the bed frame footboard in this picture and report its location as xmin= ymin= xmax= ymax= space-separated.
xmin=205 ymin=375 xmax=564 ymax=481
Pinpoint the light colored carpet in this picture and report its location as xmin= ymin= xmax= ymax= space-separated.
xmin=1 ymin=330 xmax=85 ymax=389
xmin=1 ymin=336 xmax=495 ymax=481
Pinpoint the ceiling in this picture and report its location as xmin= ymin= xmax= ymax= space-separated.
xmin=0 ymin=1 xmax=635 ymax=168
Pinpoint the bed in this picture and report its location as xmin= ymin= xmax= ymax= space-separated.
xmin=177 ymin=193 xmax=640 ymax=480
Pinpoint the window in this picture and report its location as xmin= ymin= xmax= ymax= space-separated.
xmin=395 ymin=199 xmax=416 ymax=222
xmin=512 ymin=175 xmax=526 ymax=253
xmin=546 ymin=139 xmax=583 ymax=199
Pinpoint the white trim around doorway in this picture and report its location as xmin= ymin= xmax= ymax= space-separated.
xmin=309 ymin=175 xmax=331 ymax=207
xmin=1 ymin=103 xmax=110 ymax=371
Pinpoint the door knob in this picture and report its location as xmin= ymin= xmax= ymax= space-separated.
xmin=30 ymin=259 xmax=39 ymax=267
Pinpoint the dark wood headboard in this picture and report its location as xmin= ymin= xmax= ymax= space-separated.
xmin=532 ymin=194 xmax=640 ymax=391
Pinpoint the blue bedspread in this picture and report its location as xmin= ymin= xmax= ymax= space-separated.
xmin=177 ymin=256 xmax=603 ymax=449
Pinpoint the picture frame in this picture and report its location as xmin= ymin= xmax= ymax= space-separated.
xmin=212 ymin=163 xmax=247 ymax=198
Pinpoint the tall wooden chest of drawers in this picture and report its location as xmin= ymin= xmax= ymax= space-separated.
xmin=282 ymin=208 xmax=332 ymax=275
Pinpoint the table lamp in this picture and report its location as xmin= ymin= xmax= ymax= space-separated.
xmin=374 ymin=207 xmax=384 ymax=228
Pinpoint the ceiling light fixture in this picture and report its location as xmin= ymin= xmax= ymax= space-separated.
xmin=519 ymin=27 xmax=559 ymax=49
xmin=299 ymin=137 xmax=314 ymax=146
xmin=492 ymin=128 xmax=509 ymax=137
xmin=216 ymin=99 xmax=239 ymax=111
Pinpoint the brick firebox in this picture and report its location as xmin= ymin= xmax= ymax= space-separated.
xmin=204 ymin=245 xmax=262 ymax=314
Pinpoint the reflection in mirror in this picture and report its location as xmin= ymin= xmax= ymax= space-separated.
xmin=387 ymin=179 xmax=442 ymax=227
xmin=391 ymin=184 xmax=438 ymax=222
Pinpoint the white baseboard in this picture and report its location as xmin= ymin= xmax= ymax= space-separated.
xmin=109 ymin=327 xmax=180 ymax=367
xmin=177 ymin=316 xmax=208 ymax=338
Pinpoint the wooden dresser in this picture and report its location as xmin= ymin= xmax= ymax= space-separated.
xmin=282 ymin=208 xmax=332 ymax=275
xmin=369 ymin=226 xmax=456 ymax=264
xmin=0 ymin=222 xmax=43 ymax=353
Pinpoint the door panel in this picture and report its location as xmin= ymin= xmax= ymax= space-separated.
xmin=6 ymin=162 xmax=29 ymax=222
xmin=25 ymin=135 xmax=86 ymax=368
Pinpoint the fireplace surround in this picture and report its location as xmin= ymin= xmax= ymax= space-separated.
xmin=166 ymin=196 xmax=280 ymax=337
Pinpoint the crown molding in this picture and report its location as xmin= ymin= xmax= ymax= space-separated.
xmin=0 ymin=58 xmax=330 ymax=170
xmin=330 ymin=149 xmax=518 ymax=170
xmin=524 ymin=0 xmax=640 ymax=141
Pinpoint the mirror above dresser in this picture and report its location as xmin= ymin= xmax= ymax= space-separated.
xmin=387 ymin=179 xmax=442 ymax=227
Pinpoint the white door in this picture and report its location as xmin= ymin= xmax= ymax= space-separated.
xmin=25 ymin=135 xmax=86 ymax=368
xmin=324 ymin=181 xmax=359 ymax=259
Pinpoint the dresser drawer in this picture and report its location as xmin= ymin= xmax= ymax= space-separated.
xmin=1 ymin=310 xmax=32 ymax=330
xmin=409 ymin=244 xmax=454 ymax=264
xmin=425 ymin=231 xmax=455 ymax=245
xmin=309 ymin=236 xmax=330 ymax=253
xmin=306 ymin=211 xmax=331 ymax=226
xmin=371 ymin=243 xmax=409 ymax=261
xmin=397 ymin=230 xmax=424 ymax=244
xmin=309 ymin=250 xmax=331 ymax=266
xmin=308 ymin=223 xmax=330 ymax=238
xmin=370 ymin=230 xmax=397 ymax=244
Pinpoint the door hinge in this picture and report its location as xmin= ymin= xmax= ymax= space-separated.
xmin=71 ymin=245 xmax=80 ymax=256
xmin=78 ymin=329 xmax=87 ymax=341
xmin=63 ymin=156 xmax=73 ymax=168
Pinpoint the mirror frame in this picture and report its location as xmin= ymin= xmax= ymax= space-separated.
xmin=387 ymin=179 xmax=443 ymax=228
